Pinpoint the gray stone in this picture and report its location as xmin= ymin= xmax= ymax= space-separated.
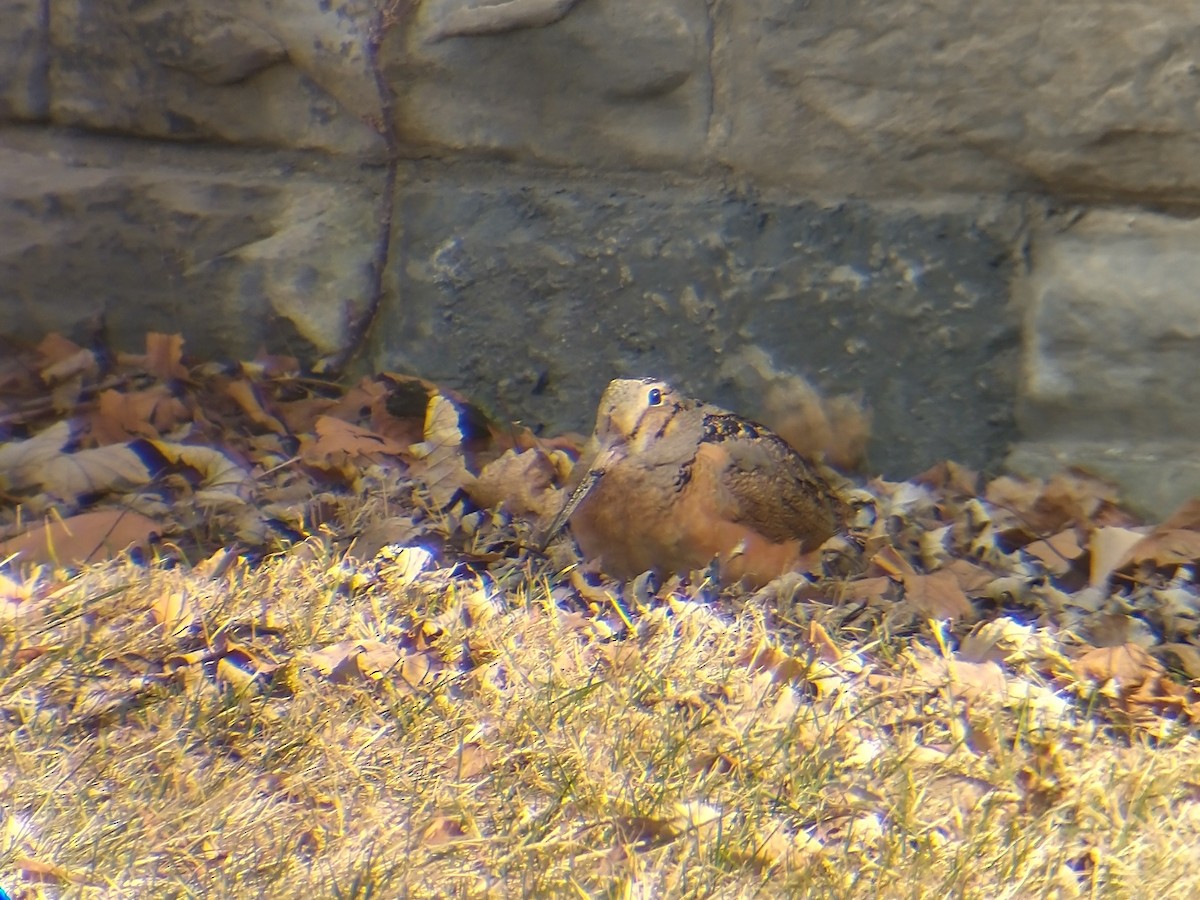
xmin=714 ymin=1 xmax=1200 ymax=198
xmin=1019 ymin=210 xmax=1200 ymax=442
xmin=0 ymin=131 xmax=382 ymax=360
xmin=1009 ymin=208 xmax=1200 ymax=517
xmin=0 ymin=0 xmax=48 ymax=120
xmin=375 ymin=168 xmax=1022 ymax=476
xmin=49 ymin=0 xmax=385 ymax=155
xmin=386 ymin=0 xmax=712 ymax=168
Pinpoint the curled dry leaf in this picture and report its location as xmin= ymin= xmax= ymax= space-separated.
xmin=1089 ymin=526 xmax=1149 ymax=587
xmin=222 ymin=378 xmax=288 ymax=435
xmin=151 ymin=590 xmax=198 ymax=638
xmin=39 ymin=343 xmax=98 ymax=387
xmin=468 ymin=447 xmax=562 ymax=520
xmin=738 ymin=642 xmax=808 ymax=684
xmin=1022 ymin=529 xmax=1085 ymax=577
xmin=407 ymin=395 xmax=476 ymax=509
xmin=141 ymin=332 xmax=189 ymax=381
xmin=153 ymin=442 xmax=256 ymax=504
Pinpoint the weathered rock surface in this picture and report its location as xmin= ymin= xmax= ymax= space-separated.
xmin=0 ymin=131 xmax=383 ymax=359
xmin=1008 ymin=209 xmax=1200 ymax=515
xmin=715 ymin=1 xmax=1200 ymax=199
xmin=49 ymin=1 xmax=386 ymax=155
xmin=387 ymin=0 xmax=712 ymax=169
xmin=376 ymin=169 xmax=1022 ymax=475
xmin=1 ymin=0 xmax=47 ymax=120
xmin=1019 ymin=210 xmax=1200 ymax=441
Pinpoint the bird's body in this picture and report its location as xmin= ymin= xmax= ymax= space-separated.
xmin=540 ymin=378 xmax=847 ymax=587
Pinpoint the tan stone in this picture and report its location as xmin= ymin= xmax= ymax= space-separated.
xmin=0 ymin=0 xmax=46 ymax=119
xmin=0 ymin=132 xmax=382 ymax=359
xmin=1019 ymin=209 xmax=1200 ymax=441
xmin=385 ymin=0 xmax=711 ymax=168
xmin=714 ymin=1 xmax=1200 ymax=198
xmin=48 ymin=1 xmax=385 ymax=155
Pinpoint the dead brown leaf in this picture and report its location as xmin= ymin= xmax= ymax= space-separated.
xmin=1160 ymin=643 xmax=1200 ymax=680
xmin=308 ymin=639 xmax=401 ymax=684
xmin=1157 ymin=497 xmax=1200 ymax=532
xmin=468 ymin=447 xmax=561 ymax=520
xmin=909 ymin=650 xmax=1008 ymax=704
xmin=1089 ymin=526 xmax=1148 ymax=587
xmin=738 ymin=643 xmax=808 ymax=683
xmin=151 ymin=441 xmax=255 ymax=504
xmin=1073 ymin=643 xmax=1163 ymax=689
xmin=300 ymin=416 xmax=407 ymax=479
xmin=16 ymin=855 xmax=82 ymax=885
xmin=223 ymin=378 xmax=288 ymax=435
xmin=1116 ymin=529 xmax=1200 ymax=572
xmin=901 ymin=571 xmax=974 ymax=620
xmin=940 ymin=558 xmax=997 ymax=595
xmin=986 ymin=470 xmax=1131 ymax=535
xmin=142 ymin=332 xmax=189 ymax=381
xmin=869 ymin=545 xmax=916 ymax=578
xmin=1022 ymin=529 xmax=1085 ymax=576
xmin=306 ymin=639 xmax=450 ymax=695
xmin=407 ymin=394 xmax=476 ymax=509
xmin=831 ymin=576 xmax=896 ymax=605
xmin=38 ymin=334 xmax=98 ymax=386
xmin=90 ymin=385 xmax=190 ymax=443
xmin=150 ymin=590 xmax=199 ymax=638
xmin=913 ymin=460 xmax=980 ymax=498
xmin=1 ymin=509 xmax=161 ymax=567
xmin=421 ymin=816 xmax=469 ymax=847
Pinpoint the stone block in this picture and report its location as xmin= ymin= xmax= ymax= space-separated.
xmin=49 ymin=0 xmax=385 ymax=155
xmin=714 ymin=1 xmax=1200 ymax=198
xmin=375 ymin=168 xmax=1021 ymax=476
xmin=1019 ymin=210 xmax=1200 ymax=442
xmin=0 ymin=132 xmax=382 ymax=360
xmin=385 ymin=0 xmax=711 ymax=168
xmin=0 ymin=0 xmax=48 ymax=120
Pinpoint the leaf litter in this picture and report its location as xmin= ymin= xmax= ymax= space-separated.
xmin=2 ymin=333 xmax=1200 ymax=895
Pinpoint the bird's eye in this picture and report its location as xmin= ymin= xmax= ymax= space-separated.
xmin=647 ymin=388 xmax=663 ymax=406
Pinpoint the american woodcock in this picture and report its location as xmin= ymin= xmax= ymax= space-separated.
xmin=538 ymin=377 xmax=848 ymax=587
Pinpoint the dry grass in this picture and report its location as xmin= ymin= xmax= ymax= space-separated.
xmin=3 ymin=542 xmax=1200 ymax=899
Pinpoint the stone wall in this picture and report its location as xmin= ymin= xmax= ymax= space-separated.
xmin=2 ymin=0 xmax=1198 ymax=512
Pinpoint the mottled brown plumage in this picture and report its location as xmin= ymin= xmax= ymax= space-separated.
xmin=538 ymin=378 xmax=847 ymax=587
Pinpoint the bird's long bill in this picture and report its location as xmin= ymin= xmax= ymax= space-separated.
xmin=533 ymin=443 xmax=619 ymax=552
